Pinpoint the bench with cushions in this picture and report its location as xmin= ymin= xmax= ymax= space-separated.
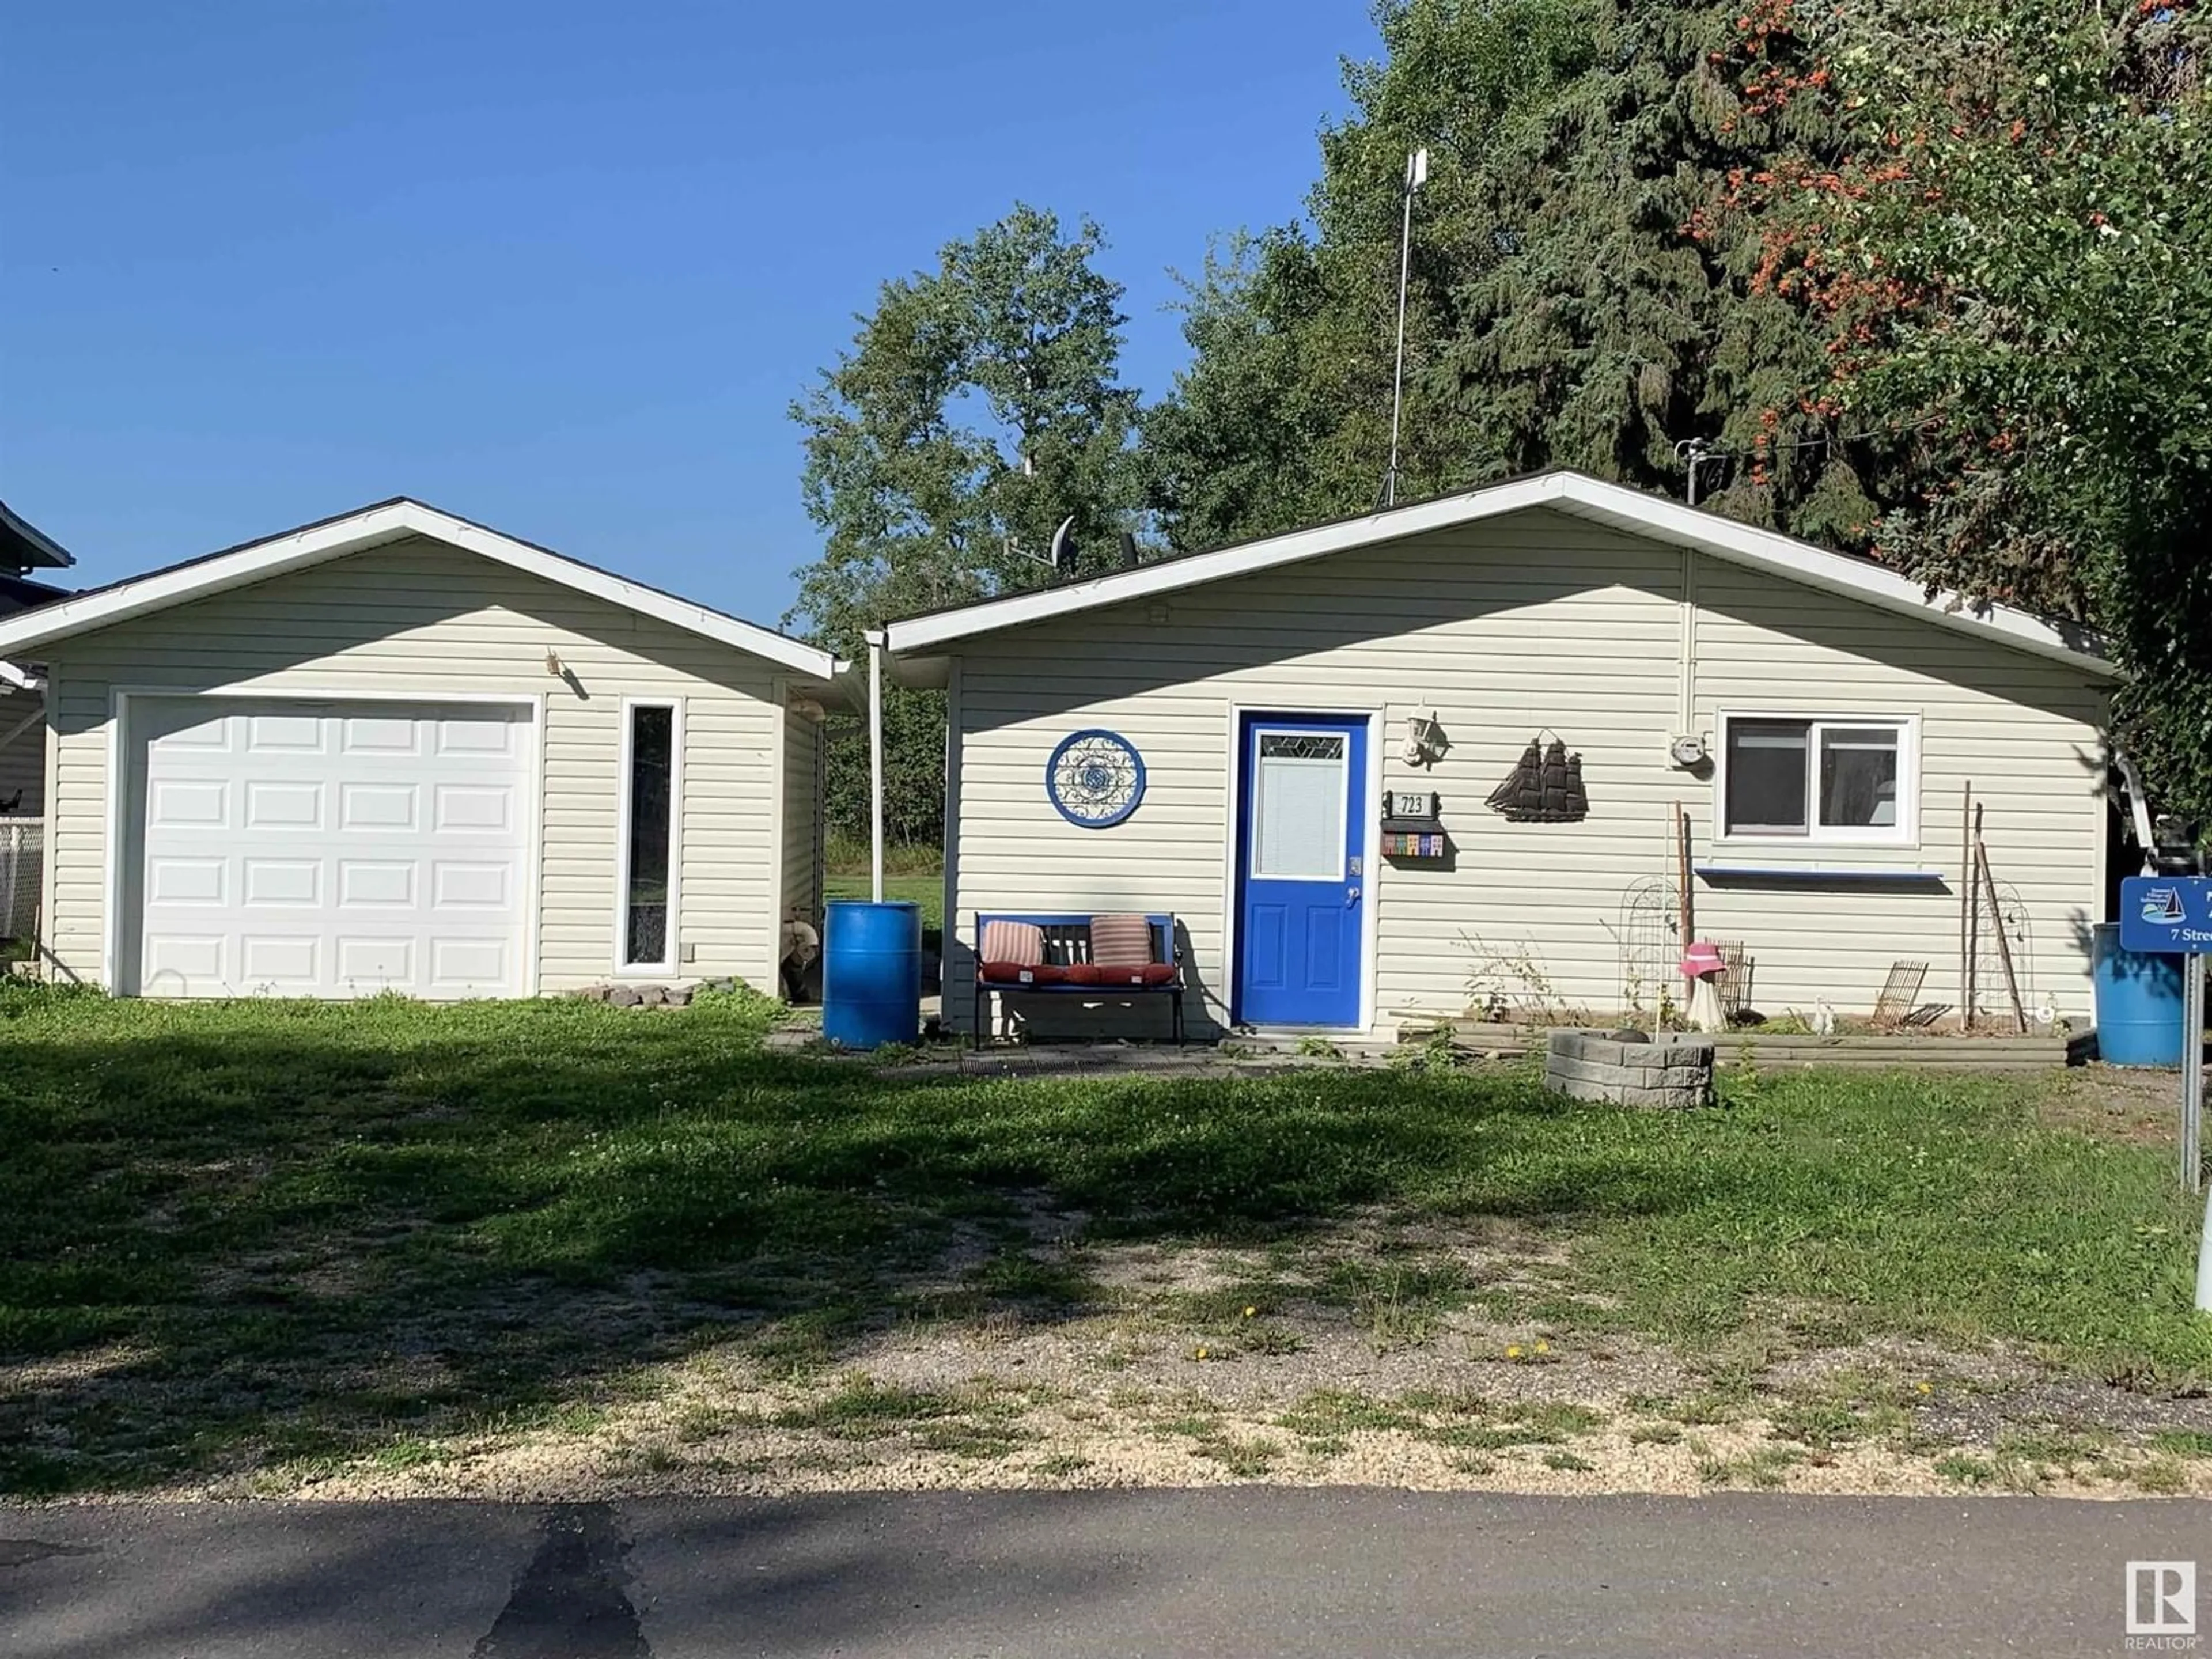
xmin=971 ymin=911 xmax=1186 ymax=1046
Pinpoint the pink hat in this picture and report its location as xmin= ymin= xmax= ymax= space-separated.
xmin=1681 ymin=941 xmax=1725 ymax=980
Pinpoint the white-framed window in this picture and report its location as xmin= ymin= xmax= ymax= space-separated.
xmin=615 ymin=698 xmax=683 ymax=972
xmin=1249 ymin=729 xmax=1350 ymax=880
xmin=1717 ymin=713 xmax=1916 ymax=844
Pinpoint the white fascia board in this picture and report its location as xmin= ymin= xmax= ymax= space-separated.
xmin=0 ymin=659 xmax=46 ymax=692
xmin=0 ymin=500 xmax=839 ymax=680
xmin=0 ymin=502 xmax=421 ymax=656
xmin=881 ymin=475 xmax=1558 ymax=654
xmin=1542 ymin=477 xmax=2115 ymax=677
xmin=880 ymin=469 xmax=2115 ymax=679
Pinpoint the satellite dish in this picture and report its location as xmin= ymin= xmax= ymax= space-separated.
xmin=1048 ymin=515 xmax=1078 ymax=576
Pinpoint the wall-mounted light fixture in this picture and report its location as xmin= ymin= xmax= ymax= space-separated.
xmin=544 ymin=649 xmax=566 ymax=679
xmin=1401 ymin=711 xmax=1449 ymax=768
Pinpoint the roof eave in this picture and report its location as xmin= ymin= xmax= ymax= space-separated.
xmin=880 ymin=469 xmax=2115 ymax=680
xmin=1541 ymin=483 xmax=2113 ymax=678
xmin=0 ymin=501 xmax=78 ymax=571
xmin=0 ymin=499 xmax=838 ymax=681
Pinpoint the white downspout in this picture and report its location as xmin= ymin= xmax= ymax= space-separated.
xmin=865 ymin=628 xmax=887 ymax=903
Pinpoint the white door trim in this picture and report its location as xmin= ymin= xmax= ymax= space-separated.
xmin=104 ymin=685 xmax=544 ymax=997
xmin=1218 ymin=702 xmax=1382 ymax=1036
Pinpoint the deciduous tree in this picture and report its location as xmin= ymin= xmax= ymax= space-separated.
xmin=788 ymin=204 xmax=1143 ymax=843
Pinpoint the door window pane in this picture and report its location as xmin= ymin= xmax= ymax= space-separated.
xmin=1819 ymin=727 xmax=1899 ymax=828
xmin=1252 ymin=732 xmax=1346 ymax=878
xmin=1724 ymin=720 xmax=1809 ymax=834
xmin=623 ymin=704 xmax=673 ymax=966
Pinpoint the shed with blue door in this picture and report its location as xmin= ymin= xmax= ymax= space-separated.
xmin=880 ymin=471 xmax=2119 ymax=1043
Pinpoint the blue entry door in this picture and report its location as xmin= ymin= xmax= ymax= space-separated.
xmin=1236 ymin=714 xmax=1367 ymax=1027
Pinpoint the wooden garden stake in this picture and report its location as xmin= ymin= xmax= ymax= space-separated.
xmin=1959 ymin=784 xmax=1976 ymax=1033
xmin=1675 ymin=802 xmax=1692 ymax=948
xmin=1976 ymin=836 xmax=2029 ymax=1033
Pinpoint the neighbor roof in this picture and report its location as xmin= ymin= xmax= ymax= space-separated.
xmin=0 ymin=497 xmax=842 ymax=681
xmin=0 ymin=500 xmax=78 ymax=573
xmin=0 ymin=572 xmax=73 ymax=617
xmin=882 ymin=469 xmax=2113 ymax=677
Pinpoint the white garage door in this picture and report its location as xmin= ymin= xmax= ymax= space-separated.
xmin=130 ymin=699 xmax=533 ymax=999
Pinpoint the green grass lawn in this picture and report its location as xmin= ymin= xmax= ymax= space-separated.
xmin=1 ymin=980 xmax=2207 ymax=1497
xmin=821 ymin=837 xmax=943 ymax=935
xmin=822 ymin=872 xmax=943 ymax=935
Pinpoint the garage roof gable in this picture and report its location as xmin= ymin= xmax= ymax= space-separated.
xmin=0 ymin=498 xmax=841 ymax=681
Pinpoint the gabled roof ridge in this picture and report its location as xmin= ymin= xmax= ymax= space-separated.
xmin=881 ymin=468 xmax=2112 ymax=677
xmin=0 ymin=498 xmax=841 ymax=681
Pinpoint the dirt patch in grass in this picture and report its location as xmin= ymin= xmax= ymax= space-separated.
xmin=121 ymin=1226 xmax=2212 ymax=1503
xmin=2038 ymin=1067 xmax=2186 ymax=1148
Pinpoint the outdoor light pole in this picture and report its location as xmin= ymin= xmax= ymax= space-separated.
xmin=1382 ymin=146 xmax=1429 ymax=511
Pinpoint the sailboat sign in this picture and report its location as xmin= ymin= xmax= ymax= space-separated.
xmin=2120 ymin=876 xmax=2212 ymax=953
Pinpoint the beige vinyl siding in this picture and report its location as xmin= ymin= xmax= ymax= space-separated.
xmin=1689 ymin=552 xmax=2107 ymax=1021
xmin=948 ymin=509 xmax=2107 ymax=1035
xmin=781 ymin=706 xmax=825 ymax=930
xmin=43 ymin=536 xmax=786 ymax=994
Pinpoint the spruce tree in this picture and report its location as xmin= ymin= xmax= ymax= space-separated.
xmin=1148 ymin=0 xmax=1933 ymax=552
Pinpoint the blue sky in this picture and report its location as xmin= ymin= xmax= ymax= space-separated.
xmin=1 ymin=2 xmax=1376 ymax=620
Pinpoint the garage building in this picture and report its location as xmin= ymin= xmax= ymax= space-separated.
xmin=0 ymin=498 xmax=842 ymax=999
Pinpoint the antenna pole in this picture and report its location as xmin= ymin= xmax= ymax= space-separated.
xmin=1673 ymin=437 xmax=1715 ymax=507
xmin=1383 ymin=147 xmax=1427 ymax=510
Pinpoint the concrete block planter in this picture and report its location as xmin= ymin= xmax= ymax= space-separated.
xmin=1544 ymin=1029 xmax=1715 ymax=1108
xmin=1408 ymin=1018 xmax=2088 ymax=1074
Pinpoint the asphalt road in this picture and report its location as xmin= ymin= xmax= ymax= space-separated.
xmin=2 ymin=1490 xmax=2204 ymax=1658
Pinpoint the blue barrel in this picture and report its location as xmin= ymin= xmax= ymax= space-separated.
xmin=2092 ymin=922 xmax=2187 ymax=1066
xmin=822 ymin=900 xmax=922 ymax=1049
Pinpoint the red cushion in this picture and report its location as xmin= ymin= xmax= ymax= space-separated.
xmin=1098 ymin=963 xmax=1176 ymax=987
xmin=1062 ymin=963 xmax=1104 ymax=986
xmin=982 ymin=961 xmax=1071 ymax=986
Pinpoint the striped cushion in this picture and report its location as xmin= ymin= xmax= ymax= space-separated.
xmin=978 ymin=919 xmax=1046 ymax=967
xmin=1089 ymin=914 xmax=1156 ymax=968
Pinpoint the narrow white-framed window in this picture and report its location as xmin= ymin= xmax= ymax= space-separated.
xmin=615 ymin=698 xmax=683 ymax=973
xmin=1716 ymin=713 xmax=1916 ymax=845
